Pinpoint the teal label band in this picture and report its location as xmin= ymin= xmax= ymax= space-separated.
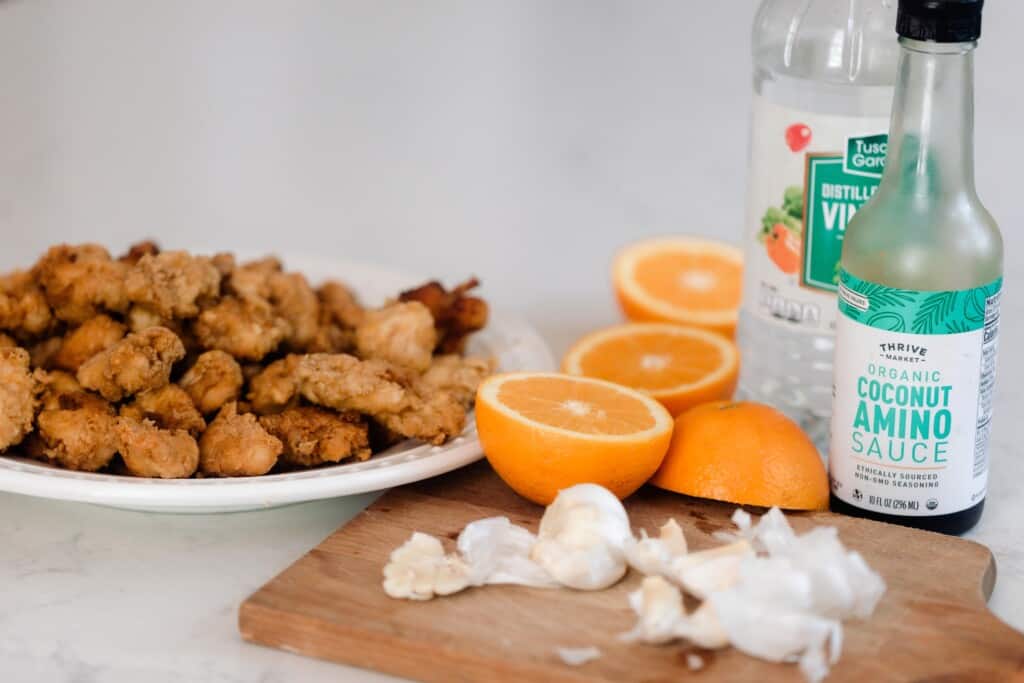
xmin=838 ymin=270 xmax=1002 ymax=335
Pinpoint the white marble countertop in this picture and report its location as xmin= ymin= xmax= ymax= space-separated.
xmin=2 ymin=1 xmax=1023 ymax=681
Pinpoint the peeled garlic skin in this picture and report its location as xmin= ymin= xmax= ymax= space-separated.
xmin=532 ymin=484 xmax=633 ymax=590
xmin=456 ymin=516 xmax=558 ymax=588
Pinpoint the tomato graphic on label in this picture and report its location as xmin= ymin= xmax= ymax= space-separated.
xmin=766 ymin=224 xmax=801 ymax=274
xmin=785 ymin=123 xmax=812 ymax=152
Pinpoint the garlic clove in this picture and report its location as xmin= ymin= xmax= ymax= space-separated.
xmin=456 ymin=516 xmax=558 ymax=588
xmin=382 ymin=532 xmax=471 ymax=600
xmin=619 ymin=576 xmax=686 ymax=644
xmin=625 ymin=518 xmax=688 ymax=577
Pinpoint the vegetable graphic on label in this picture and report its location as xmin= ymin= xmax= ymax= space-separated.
xmin=767 ymin=224 xmax=800 ymax=274
xmin=785 ymin=123 xmax=812 ymax=152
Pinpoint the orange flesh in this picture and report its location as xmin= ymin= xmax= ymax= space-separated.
xmin=576 ymin=333 xmax=724 ymax=391
xmin=631 ymin=251 xmax=742 ymax=311
xmin=496 ymin=376 xmax=657 ymax=436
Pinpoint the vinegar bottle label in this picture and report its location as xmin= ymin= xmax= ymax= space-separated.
xmin=742 ymin=96 xmax=889 ymax=333
xmin=829 ymin=270 xmax=1002 ymax=516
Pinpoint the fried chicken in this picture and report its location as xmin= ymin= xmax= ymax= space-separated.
xmin=0 ymin=270 xmax=54 ymax=338
xmin=120 ymin=384 xmax=206 ymax=436
xmin=0 ymin=348 xmax=36 ymax=451
xmin=259 ymin=407 xmax=371 ymax=467
xmin=35 ymin=369 xmax=108 ymax=412
xmin=268 ymin=272 xmax=320 ymax=350
xmin=199 ymin=402 xmax=282 ymax=476
xmin=33 ymin=244 xmax=129 ymax=323
xmin=317 ymin=281 xmax=364 ymax=329
xmin=36 ymin=403 xmax=119 ymax=472
xmin=28 ymin=336 xmax=63 ymax=370
xmin=0 ymin=333 xmax=15 ymax=348
xmin=52 ymin=315 xmax=127 ymax=372
xmin=296 ymin=353 xmax=465 ymax=445
xmin=398 ymin=278 xmax=488 ymax=354
xmin=77 ymin=326 xmax=186 ymax=401
xmin=124 ymin=251 xmax=222 ymax=323
xmin=354 ymin=301 xmax=436 ymax=371
xmin=193 ymin=297 xmax=290 ymax=361
xmin=117 ymin=240 xmax=160 ymax=265
xmin=179 ymin=350 xmax=243 ymax=414
xmin=226 ymin=257 xmax=281 ymax=302
xmin=417 ymin=354 xmax=493 ymax=407
xmin=247 ymin=354 xmax=301 ymax=415
xmin=114 ymin=417 xmax=199 ymax=478
xmin=306 ymin=313 xmax=355 ymax=354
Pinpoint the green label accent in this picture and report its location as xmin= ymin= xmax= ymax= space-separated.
xmin=801 ymin=134 xmax=887 ymax=293
xmin=838 ymin=270 xmax=1003 ymax=334
xmin=843 ymin=133 xmax=888 ymax=179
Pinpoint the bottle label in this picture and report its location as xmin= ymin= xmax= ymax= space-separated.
xmin=830 ymin=270 xmax=1002 ymax=516
xmin=743 ymin=96 xmax=890 ymax=334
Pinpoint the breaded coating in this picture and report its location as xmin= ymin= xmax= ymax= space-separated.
xmin=53 ymin=315 xmax=127 ymax=372
xmin=399 ymin=278 xmax=489 ymax=354
xmin=124 ymin=251 xmax=221 ymax=320
xmin=28 ymin=336 xmax=63 ymax=370
xmin=77 ymin=326 xmax=186 ymax=401
xmin=199 ymin=402 xmax=282 ymax=476
xmin=179 ymin=350 xmax=243 ymax=414
xmin=306 ymin=313 xmax=356 ymax=354
xmin=296 ymin=353 xmax=465 ymax=445
xmin=117 ymin=240 xmax=160 ymax=265
xmin=417 ymin=354 xmax=493 ymax=407
xmin=210 ymin=252 xmax=236 ymax=279
xmin=226 ymin=257 xmax=281 ymax=302
xmin=317 ymin=281 xmax=364 ymax=328
xmin=193 ymin=297 xmax=290 ymax=361
xmin=355 ymin=301 xmax=436 ymax=371
xmin=259 ymin=407 xmax=371 ymax=467
xmin=33 ymin=244 xmax=129 ymax=323
xmin=0 ymin=332 xmax=15 ymax=348
xmin=0 ymin=270 xmax=54 ymax=338
xmin=120 ymin=384 xmax=206 ymax=436
xmin=0 ymin=348 xmax=36 ymax=451
xmin=114 ymin=417 xmax=199 ymax=478
xmin=247 ymin=354 xmax=301 ymax=415
xmin=269 ymin=272 xmax=320 ymax=350
xmin=35 ymin=370 xmax=109 ymax=412
xmin=36 ymin=399 xmax=118 ymax=472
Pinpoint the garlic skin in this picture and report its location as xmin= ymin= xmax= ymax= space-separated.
xmin=619 ymin=576 xmax=686 ymax=644
xmin=625 ymin=518 xmax=688 ymax=578
xmin=382 ymin=532 xmax=471 ymax=600
xmin=457 ymin=517 xmax=558 ymax=588
xmin=531 ymin=484 xmax=633 ymax=590
xmin=671 ymin=540 xmax=752 ymax=599
xmin=555 ymin=646 xmax=602 ymax=666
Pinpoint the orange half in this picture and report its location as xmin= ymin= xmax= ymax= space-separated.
xmin=475 ymin=372 xmax=674 ymax=505
xmin=613 ymin=237 xmax=743 ymax=337
xmin=562 ymin=323 xmax=739 ymax=416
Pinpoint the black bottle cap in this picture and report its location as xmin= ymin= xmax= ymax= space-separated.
xmin=897 ymin=0 xmax=984 ymax=42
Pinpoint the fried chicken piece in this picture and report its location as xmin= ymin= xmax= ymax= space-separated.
xmin=318 ymin=281 xmax=364 ymax=328
xmin=0 ymin=270 xmax=54 ymax=338
xmin=0 ymin=348 xmax=36 ymax=451
xmin=33 ymin=244 xmax=129 ymax=323
xmin=114 ymin=417 xmax=199 ymax=478
xmin=269 ymin=272 xmax=320 ymax=350
xmin=52 ymin=315 xmax=127 ymax=372
xmin=35 ymin=369 xmax=108 ymax=412
xmin=124 ymin=251 xmax=222 ymax=321
xmin=226 ymin=257 xmax=281 ymax=302
xmin=417 ymin=354 xmax=493 ymax=407
xmin=306 ymin=314 xmax=356 ymax=354
xmin=77 ymin=326 xmax=186 ymax=401
xmin=210 ymin=252 xmax=236 ymax=279
xmin=398 ymin=278 xmax=489 ymax=354
xmin=247 ymin=354 xmax=301 ymax=415
xmin=36 ymin=400 xmax=119 ymax=472
xmin=0 ymin=332 xmax=15 ymax=348
xmin=120 ymin=384 xmax=206 ymax=436
xmin=296 ymin=353 xmax=465 ymax=445
xmin=193 ymin=297 xmax=290 ymax=361
xmin=199 ymin=402 xmax=282 ymax=476
xmin=354 ymin=301 xmax=436 ymax=372
xmin=179 ymin=350 xmax=243 ymax=414
xmin=259 ymin=407 xmax=371 ymax=467
xmin=28 ymin=336 xmax=63 ymax=370
xmin=117 ymin=240 xmax=160 ymax=265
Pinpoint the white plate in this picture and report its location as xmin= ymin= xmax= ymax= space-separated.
xmin=0 ymin=255 xmax=555 ymax=513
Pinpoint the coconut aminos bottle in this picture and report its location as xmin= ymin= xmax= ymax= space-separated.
xmin=829 ymin=0 xmax=1000 ymax=534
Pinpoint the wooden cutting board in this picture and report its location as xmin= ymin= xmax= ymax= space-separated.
xmin=239 ymin=462 xmax=1024 ymax=682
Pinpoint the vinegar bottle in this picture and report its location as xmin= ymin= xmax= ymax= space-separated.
xmin=738 ymin=0 xmax=899 ymax=449
xmin=829 ymin=0 xmax=999 ymax=534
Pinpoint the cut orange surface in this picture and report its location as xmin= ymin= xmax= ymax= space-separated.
xmin=475 ymin=372 xmax=674 ymax=505
xmin=612 ymin=237 xmax=743 ymax=337
xmin=650 ymin=401 xmax=828 ymax=511
xmin=561 ymin=322 xmax=739 ymax=416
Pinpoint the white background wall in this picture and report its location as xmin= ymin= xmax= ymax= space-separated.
xmin=1 ymin=0 xmax=1022 ymax=346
